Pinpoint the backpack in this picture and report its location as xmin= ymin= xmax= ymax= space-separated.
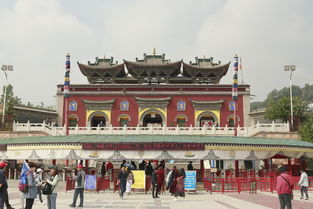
xmin=42 ymin=176 xmax=56 ymax=195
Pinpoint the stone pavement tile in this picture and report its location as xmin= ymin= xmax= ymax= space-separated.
xmin=227 ymin=191 xmax=313 ymax=209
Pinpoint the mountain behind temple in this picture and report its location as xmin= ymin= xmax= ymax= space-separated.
xmin=251 ymin=83 xmax=313 ymax=110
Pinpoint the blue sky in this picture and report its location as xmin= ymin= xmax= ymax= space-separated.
xmin=0 ymin=0 xmax=312 ymax=106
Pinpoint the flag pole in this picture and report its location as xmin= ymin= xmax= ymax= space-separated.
xmin=64 ymin=53 xmax=71 ymax=136
xmin=232 ymin=54 xmax=239 ymax=137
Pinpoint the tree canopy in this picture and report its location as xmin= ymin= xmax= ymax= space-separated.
xmin=298 ymin=114 xmax=313 ymax=143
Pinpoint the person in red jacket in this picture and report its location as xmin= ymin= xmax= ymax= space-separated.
xmin=276 ymin=166 xmax=293 ymax=209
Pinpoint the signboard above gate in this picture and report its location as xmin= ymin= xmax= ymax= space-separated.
xmin=82 ymin=143 xmax=204 ymax=151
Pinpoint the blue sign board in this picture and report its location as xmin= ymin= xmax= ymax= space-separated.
xmin=84 ymin=175 xmax=97 ymax=190
xmin=184 ymin=171 xmax=197 ymax=190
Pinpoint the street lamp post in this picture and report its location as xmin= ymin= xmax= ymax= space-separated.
xmin=284 ymin=65 xmax=296 ymax=131
xmin=1 ymin=65 xmax=13 ymax=127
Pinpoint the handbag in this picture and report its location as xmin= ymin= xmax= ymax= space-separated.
xmin=280 ymin=175 xmax=294 ymax=200
xmin=42 ymin=176 xmax=55 ymax=195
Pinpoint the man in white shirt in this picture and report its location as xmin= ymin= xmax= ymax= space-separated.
xmin=298 ymin=169 xmax=309 ymax=200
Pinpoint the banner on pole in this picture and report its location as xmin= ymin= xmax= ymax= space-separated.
xmin=131 ymin=170 xmax=145 ymax=189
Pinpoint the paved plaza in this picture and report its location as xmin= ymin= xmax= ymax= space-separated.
xmin=5 ymin=180 xmax=313 ymax=209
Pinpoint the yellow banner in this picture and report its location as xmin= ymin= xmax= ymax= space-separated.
xmin=131 ymin=170 xmax=145 ymax=189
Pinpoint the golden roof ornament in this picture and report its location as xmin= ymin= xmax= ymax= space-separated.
xmin=153 ymin=48 xmax=156 ymax=55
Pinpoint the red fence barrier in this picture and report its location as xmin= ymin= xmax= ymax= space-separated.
xmin=65 ymin=177 xmax=75 ymax=192
xmin=96 ymin=176 xmax=110 ymax=192
xmin=203 ymin=177 xmax=313 ymax=194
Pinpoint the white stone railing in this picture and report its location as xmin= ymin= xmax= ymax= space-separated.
xmin=12 ymin=121 xmax=290 ymax=137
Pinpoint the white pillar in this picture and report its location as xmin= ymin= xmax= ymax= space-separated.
xmin=27 ymin=120 xmax=30 ymax=132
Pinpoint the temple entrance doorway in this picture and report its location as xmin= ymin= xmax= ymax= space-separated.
xmin=143 ymin=113 xmax=163 ymax=127
xmin=200 ymin=115 xmax=215 ymax=127
xmin=91 ymin=115 xmax=106 ymax=127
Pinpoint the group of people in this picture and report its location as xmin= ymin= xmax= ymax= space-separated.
xmin=276 ymin=166 xmax=310 ymax=209
xmin=117 ymin=160 xmax=187 ymax=200
xmin=16 ymin=162 xmax=59 ymax=209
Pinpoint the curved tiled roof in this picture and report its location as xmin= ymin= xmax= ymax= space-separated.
xmin=2 ymin=135 xmax=313 ymax=149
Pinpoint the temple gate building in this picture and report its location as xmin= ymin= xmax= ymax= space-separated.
xmin=56 ymin=52 xmax=250 ymax=128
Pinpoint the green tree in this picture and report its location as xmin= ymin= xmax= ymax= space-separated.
xmin=265 ymin=96 xmax=308 ymax=123
xmin=298 ymin=114 xmax=313 ymax=143
xmin=0 ymin=84 xmax=22 ymax=115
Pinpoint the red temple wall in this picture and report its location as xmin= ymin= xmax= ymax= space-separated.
xmin=64 ymin=92 xmax=245 ymax=127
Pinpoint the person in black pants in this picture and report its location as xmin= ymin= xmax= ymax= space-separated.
xmin=151 ymin=168 xmax=159 ymax=198
xmin=4 ymin=190 xmax=14 ymax=209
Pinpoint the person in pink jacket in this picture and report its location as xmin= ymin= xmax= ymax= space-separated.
xmin=276 ymin=166 xmax=293 ymax=209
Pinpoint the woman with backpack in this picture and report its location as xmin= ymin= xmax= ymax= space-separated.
xmin=44 ymin=166 xmax=59 ymax=209
xmin=25 ymin=162 xmax=37 ymax=209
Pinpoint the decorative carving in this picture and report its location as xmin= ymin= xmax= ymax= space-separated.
xmin=0 ymin=152 xmax=8 ymax=159
xmin=245 ymin=151 xmax=258 ymax=160
xmin=49 ymin=150 xmax=56 ymax=159
xmin=65 ymin=150 xmax=81 ymax=160
xmin=28 ymin=150 xmax=40 ymax=159
xmin=156 ymin=151 xmax=174 ymax=160
xmin=108 ymin=151 xmax=126 ymax=160
xmin=202 ymin=150 xmax=220 ymax=160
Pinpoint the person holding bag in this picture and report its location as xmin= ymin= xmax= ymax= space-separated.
xmin=276 ymin=166 xmax=293 ymax=209
xmin=25 ymin=162 xmax=37 ymax=209
xmin=44 ymin=166 xmax=59 ymax=209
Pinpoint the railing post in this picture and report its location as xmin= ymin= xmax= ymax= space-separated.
xmin=12 ymin=120 xmax=16 ymax=131
xmin=237 ymin=125 xmax=240 ymax=136
xmin=202 ymin=126 xmax=206 ymax=135
xmin=176 ymin=125 xmax=179 ymax=135
xmin=75 ymin=124 xmax=79 ymax=134
xmin=54 ymin=126 xmax=57 ymax=136
xmin=286 ymin=121 xmax=290 ymax=132
xmin=109 ymin=124 xmax=113 ymax=134
xmin=123 ymin=124 xmax=127 ymax=134
xmin=150 ymin=126 xmax=153 ymax=134
xmin=244 ymin=127 xmax=248 ymax=137
xmin=189 ymin=124 xmax=192 ymax=135
xmin=136 ymin=124 xmax=139 ymax=134
xmin=63 ymin=125 xmax=66 ymax=135
xmin=97 ymin=124 xmax=100 ymax=134
xmin=163 ymin=125 xmax=166 ymax=134
xmin=88 ymin=126 xmax=91 ymax=134
xmin=212 ymin=125 xmax=216 ymax=135
xmin=224 ymin=124 xmax=228 ymax=135
xmin=42 ymin=120 xmax=46 ymax=132
xmin=271 ymin=121 xmax=275 ymax=132
xmin=256 ymin=120 xmax=260 ymax=132
xmin=27 ymin=120 xmax=30 ymax=132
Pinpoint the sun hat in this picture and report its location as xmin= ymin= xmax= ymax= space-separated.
xmin=37 ymin=168 xmax=43 ymax=172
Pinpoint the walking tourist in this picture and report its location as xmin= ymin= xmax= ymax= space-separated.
xmin=187 ymin=161 xmax=193 ymax=170
xmin=174 ymin=168 xmax=186 ymax=200
xmin=120 ymin=160 xmax=126 ymax=168
xmin=276 ymin=166 xmax=293 ymax=209
xmin=131 ymin=161 xmax=137 ymax=170
xmin=69 ymin=164 xmax=86 ymax=208
xmin=25 ymin=162 xmax=37 ymax=209
xmin=0 ymin=160 xmax=14 ymax=209
xmin=117 ymin=167 xmax=128 ymax=200
xmin=0 ymin=161 xmax=8 ymax=209
xmin=151 ymin=167 xmax=159 ymax=198
xmin=156 ymin=166 xmax=165 ymax=195
xmin=168 ymin=166 xmax=179 ymax=195
xmin=139 ymin=160 xmax=146 ymax=170
xmin=298 ymin=169 xmax=309 ymax=200
xmin=45 ymin=166 xmax=59 ymax=209
xmin=125 ymin=169 xmax=134 ymax=195
xmin=35 ymin=168 xmax=44 ymax=205
xmin=100 ymin=162 xmax=106 ymax=177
